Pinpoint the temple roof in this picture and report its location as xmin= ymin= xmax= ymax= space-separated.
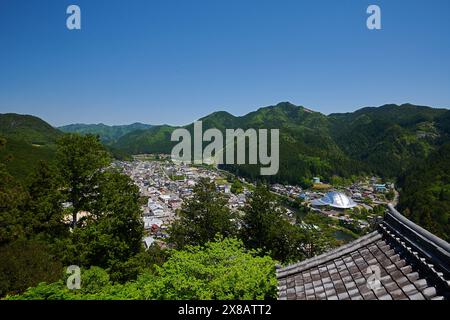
xmin=276 ymin=205 xmax=450 ymax=300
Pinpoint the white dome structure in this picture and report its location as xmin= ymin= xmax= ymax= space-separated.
xmin=311 ymin=191 xmax=357 ymax=209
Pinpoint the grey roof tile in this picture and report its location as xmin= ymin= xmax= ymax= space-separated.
xmin=276 ymin=217 xmax=450 ymax=300
xmin=337 ymin=292 xmax=350 ymax=300
xmin=422 ymin=287 xmax=437 ymax=300
xmin=408 ymin=292 xmax=425 ymax=300
xmin=390 ymin=289 xmax=408 ymax=300
xmin=402 ymin=284 xmax=417 ymax=295
xmin=413 ymin=279 xmax=428 ymax=290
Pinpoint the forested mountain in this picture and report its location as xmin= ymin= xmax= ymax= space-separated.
xmin=3 ymin=103 xmax=448 ymax=185
xmin=329 ymin=104 xmax=448 ymax=178
xmin=111 ymin=102 xmax=450 ymax=184
xmin=113 ymin=125 xmax=177 ymax=154
xmin=111 ymin=102 xmax=450 ymax=240
xmin=0 ymin=114 xmax=62 ymax=181
xmin=59 ymin=122 xmax=153 ymax=144
xmin=397 ymin=143 xmax=450 ymax=241
xmin=2 ymin=103 xmax=449 ymax=240
xmin=0 ymin=113 xmax=62 ymax=145
xmin=0 ymin=114 xmax=131 ymax=181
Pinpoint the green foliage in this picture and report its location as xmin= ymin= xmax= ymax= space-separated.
xmin=299 ymin=213 xmax=340 ymax=258
xmin=0 ymin=114 xmax=61 ymax=182
xmin=0 ymin=239 xmax=63 ymax=297
xmin=9 ymin=238 xmax=278 ymax=300
xmin=240 ymin=183 xmax=304 ymax=263
xmin=0 ymin=113 xmax=62 ymax=145
xmin=0 ymin=116 xmax=131 ymax=183
xmin=23 ymin=162 xmax=68 ymax=241
xmin=3 ymin=103 xmax=450 ymax=299
xmin=0 ymin=157 xmax=29 ymax=245
xmin=112 ymin=103 xmax=448 ymax=185
xmin=398 ymin=143 xmax=450 ymax=241
xmin=63 ymin=170 xmax=144 ymax=283
xmin=56 ymin=134 xmax=111 ymax=226
xmin=148 ymin=238 xmax=277 ymax=300
xmin=0 ymin=138 xmax=56 ymax=183
xmin=79 ymin=266 xmax=111 ymax=294
xmin=386 ymin=190 xmax=395 ymax=201
xmin=230 ymin=179 xmax=244 ymax=194
xmin=114 ymin=125 xmax=177 ymax=154
xmin=330 ymin=103 xmax=447 ymax=178
xmin=0 ymin=133 xmax=146 ymax=295
xmin=168 ymin=178 xmax=237 ymax=249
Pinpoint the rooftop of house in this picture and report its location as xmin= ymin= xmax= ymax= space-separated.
xmin=276 ymin=205 xmax=450 ymax=300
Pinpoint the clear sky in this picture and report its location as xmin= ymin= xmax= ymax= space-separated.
xmin=0 ymin=0 xmax=449 ymax=126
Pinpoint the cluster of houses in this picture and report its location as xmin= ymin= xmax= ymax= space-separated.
xmin=270 ymin=177 xmax=395 ymax=232
xmin=113 ymin=156 xmax=395 ymax=248
xmin=113 ymin=159 xmax=251 ymax=249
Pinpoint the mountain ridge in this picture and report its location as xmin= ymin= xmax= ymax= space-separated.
xmin=58 ymin=122 xmax=153 ymax=144
xmin=111 ymin=102 xmax=450 ymax=182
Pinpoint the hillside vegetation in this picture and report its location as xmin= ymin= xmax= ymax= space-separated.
xmin=59 ymin=123 xmax=152 ymax=144
xmin=112 ymin=102 xmax=449 ymax=183
xmin=0 ymin=114 xmax=61 ymax=181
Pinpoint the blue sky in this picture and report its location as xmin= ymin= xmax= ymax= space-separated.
xmin=0 ymin=0 xmax=449 ymax=126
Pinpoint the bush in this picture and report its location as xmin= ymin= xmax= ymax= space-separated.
xmin=8 ymin=238 xmax=278 ymax=300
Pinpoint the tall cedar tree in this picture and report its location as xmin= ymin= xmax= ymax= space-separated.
xmin=24 ymin=161 xmax=68 ymax=241
xmin=66 ymin=170 xmax=144 ymax=282
xmin=168 ymin=178 xmax=237 ymax=249
xmin=56 ymin=134 xmax=111 ymax=227
xmin=240 ymin=183 xmax=304 ymax=263
xmin=0 ymin=138 xmax=28 ymax=245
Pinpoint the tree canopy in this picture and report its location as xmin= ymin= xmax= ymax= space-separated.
xmin=168 ymin=178 xmax=238 ymax=249
xmin=7 ymin=238 xmax=278 ymax=300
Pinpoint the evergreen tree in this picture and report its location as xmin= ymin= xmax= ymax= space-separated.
xmin=66 ymin=171 xmax=144 ymax=282
xmin=24 ymin=161 xmax=68 ymax=241
xmin=0 ymin=239 xmax=62 ymax=297
xmin=168 ymin=178 xmax=237 ymax=249
xmin=0 ymin=138 xmax=28 ymax=245
xmin=240 ymin=183 xmax=303 ymax=263
xmin=56 ymin=134 xmax=111 ymax=227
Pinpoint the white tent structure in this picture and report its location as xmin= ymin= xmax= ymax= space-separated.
xmin=311 ymin=191 xmax=357 ymax=209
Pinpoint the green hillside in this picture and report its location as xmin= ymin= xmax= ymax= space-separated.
xmin=0 ymin=113 xmax=62 ymax=145
xmin=113 ymin=125 xmax=177 ymax=154
xmin=329 ymin=104 xmax=448 ymax=178
xmin=112 ymin=102 xmax=449 ymax=183
xmin=0 ymin=114 xmax=132 ymax=181
xmin=398 ymin=142 xmax=450 ymax=241
xmin=0 ymin=113 xmax=62 ymax=181
xmin=0 ymin=138 xmax=56 ymax=182
xmin=59 ymin=123 xmax=153 ymax=144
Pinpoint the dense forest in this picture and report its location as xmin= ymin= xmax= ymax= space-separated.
xmin=397 ymin=143 xmax=450 ymax=241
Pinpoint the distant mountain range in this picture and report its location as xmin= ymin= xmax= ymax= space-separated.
xmin=108 ymin=102 xmax=450 ymax=183
xmin=58 ymin=123 xmax=153 ymax=144
xmin=2 ymin=103 xmax=450 ymax=183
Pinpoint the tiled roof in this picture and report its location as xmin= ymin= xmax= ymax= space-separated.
xmin=276 ymin=205 xmax=450 ymax=300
